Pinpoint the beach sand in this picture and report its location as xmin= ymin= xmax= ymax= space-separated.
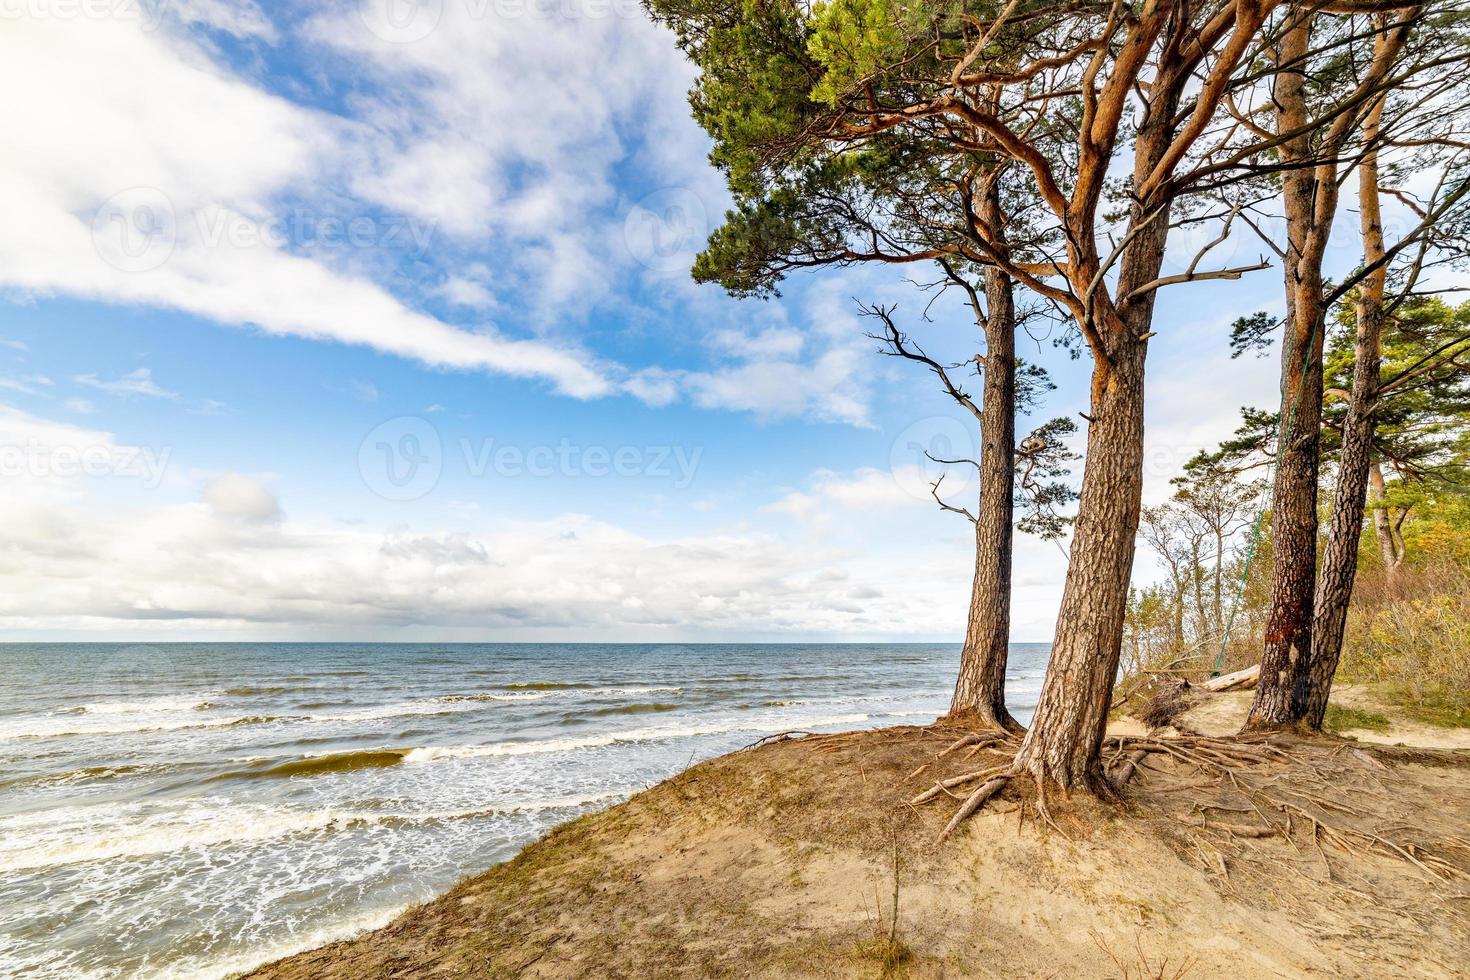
xmin=244 ymin=692 xmax=1470 ymax=979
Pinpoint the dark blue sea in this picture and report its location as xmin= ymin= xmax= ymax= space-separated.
xmin=0 ymin=642 xmax=1050 ymax=977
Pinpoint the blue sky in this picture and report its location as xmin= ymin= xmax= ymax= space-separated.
xmin=0 ymin=0 xmax=1318 ymax=641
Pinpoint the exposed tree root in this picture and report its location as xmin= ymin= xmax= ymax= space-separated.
xmin=938 ymin=775 xmax=1011 ymax=842
xmin=1112 ymin=749 xmax=1152 ymax=787
xmin=909 ymin=764 xmax=1012 ymax=806
xmin=903 ymin=729 xmax=1470 ymax=887
xmin=903 ymin=730 xmax=1018 ymax=782
xmin=743 ymin=730 xmax=815 ymax=750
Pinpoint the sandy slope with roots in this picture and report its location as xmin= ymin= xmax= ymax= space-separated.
xmin=244 ymin=716 xmax=1470 ymax=979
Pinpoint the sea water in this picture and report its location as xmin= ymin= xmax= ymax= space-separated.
xmin=0 ymin=642 xmax=1049 ymax=978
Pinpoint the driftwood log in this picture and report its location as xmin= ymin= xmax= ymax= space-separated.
xmin=1202 ymin=664 xmax=1260 ymax=693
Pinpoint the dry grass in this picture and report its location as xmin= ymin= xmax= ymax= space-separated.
xmin=1340 ymin=565 xmax=1470 ymax=723
xmin=1139 ymin=681 xmax=1198 ymax=730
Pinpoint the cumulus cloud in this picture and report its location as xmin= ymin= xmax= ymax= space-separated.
xmin=202 ymin=474 xmax=281 ymax=523
xmin=767 ymin=466 xmax=931 ymax=524
xmin=0 ymin=404 xmax=172 ymax=496
xmin=433 ymin=275 xmax=496 ymax=309
xmin=305 ymin=0 xmax=717 ymax=308
xmin=0 ymin=406 xmax=979 ymax=638
xmin=679 ymin=288 xmax=878 ymax=426
xmin=0 ymin=6 xmax=897 ymax=427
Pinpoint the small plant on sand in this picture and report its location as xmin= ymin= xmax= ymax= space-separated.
xmin=852 ymin=934 xmax=914 ymax=978
xmin=855 ymin=829 xmax=913 ymax=977
xmin=1091 ymin=930 xmax=1198 ymax=980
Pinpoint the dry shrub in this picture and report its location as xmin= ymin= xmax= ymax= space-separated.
xmin=1340 ymin=563 xmax=1470 ymax=722
xmin=1139 ymin=681 xmax=1196 ymax=730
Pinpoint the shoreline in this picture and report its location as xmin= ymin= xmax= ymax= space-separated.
xmin=242 ymin=694 xmax=1470 ymax=979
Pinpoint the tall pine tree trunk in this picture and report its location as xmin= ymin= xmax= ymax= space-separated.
xmin=948 ymin=241 xmax=1019 ymax=730
xmin=1247 ymin=2 xmax=1412 ymax=729
xmin=1302 ymin=88 xmax=1389 ymax=730
xmin=1012 ymin=333 xmax=1148 ymax=788
xmin=1247 ymin=13 xmax=1330 ymax=729
xmin=1012 ymin=84 xmax=1178 ymax=786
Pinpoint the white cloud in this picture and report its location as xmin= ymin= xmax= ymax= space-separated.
xmin=0 ymin=375 xmax=53 ymax=396
xmin=74 ymin=367 xmax=177 ymax=400
xmin=0 ymin=14 xmax=618 ymax=401
xmin=1142 ymin=327 xmax=1281 ymax=506
xmin=679 ymin=287 xmax=878 ymax=426
xmin=305 ymin=0 xmax=720 ymax=315
xmin=0 ymin=404 xmax=171 ymax=494
xmin=767 ymin=466 xmax=930 ymax=524
xmin=708 ymin=325 xmax=806 ymax=360
xmin=0 ymin=405 xmax=981 ymax=638
xmin=344 ymin=379 xmax=380 ymax=402
xmin=0 ymin=6 xmax=894 ymax=427
xmin=624 ymin=368 xmax=681 ymax=408
xmin=166 ymin=0 xmax=279 ymax=41
xmin=433 ymin=275 xmax=495 ymax=309
xmin=202 ymin=473 xmax=281 ymax=523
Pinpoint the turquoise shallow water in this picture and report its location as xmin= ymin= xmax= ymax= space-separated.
xmin=0 ymin=642 xmax=1049 ymax=978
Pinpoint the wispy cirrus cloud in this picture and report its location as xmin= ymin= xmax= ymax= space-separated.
xmin=74 ymin=368 xmax=177 ymax=400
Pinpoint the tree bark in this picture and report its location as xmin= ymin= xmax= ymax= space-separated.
xmin=1247 ymin=13 xmax=1330 ymax=730
xmin=1012 ymin=335 xmax=1148 ymax=789
xmin=1368 ymin=461 xmax=1404 ymax=588
xmin=1302 ymin=84 xmax=1389 ymax=730
xmin=1246 ymin=1 xmax=1415 ymax=730
xmin=949 ymin=240 xmax=1020 ymax=731
xmin=1012 ymin=75 xmax=1176 ymax=788
xmin=1212 ymin=528 xmax=1226 ymax=641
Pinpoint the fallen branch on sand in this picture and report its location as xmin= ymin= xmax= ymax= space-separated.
xmin=743 ymin=731 xmax=814 ymax=750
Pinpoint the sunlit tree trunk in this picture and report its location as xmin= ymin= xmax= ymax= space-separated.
xmin=1012 ymin=72 xmax=1177 ymax=787
xmin=1013 ymin=332 xmax=1148 ymax=788
xmin=1248 ymin=13 xmax=1329 ymax=729
xmin=1246 ymin=1 xmax=1419 ymax=729
xmin=949 ymin=218 xmax=1020 ymax=730
xmin=1302 ymin=84 xmax=1389 ymax=730
xmin=1369 ymin=462 xmax=1405 ymax=590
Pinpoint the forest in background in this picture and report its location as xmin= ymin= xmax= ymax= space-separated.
xmin=1124 ymin=297 xmax=1470 ymax=727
